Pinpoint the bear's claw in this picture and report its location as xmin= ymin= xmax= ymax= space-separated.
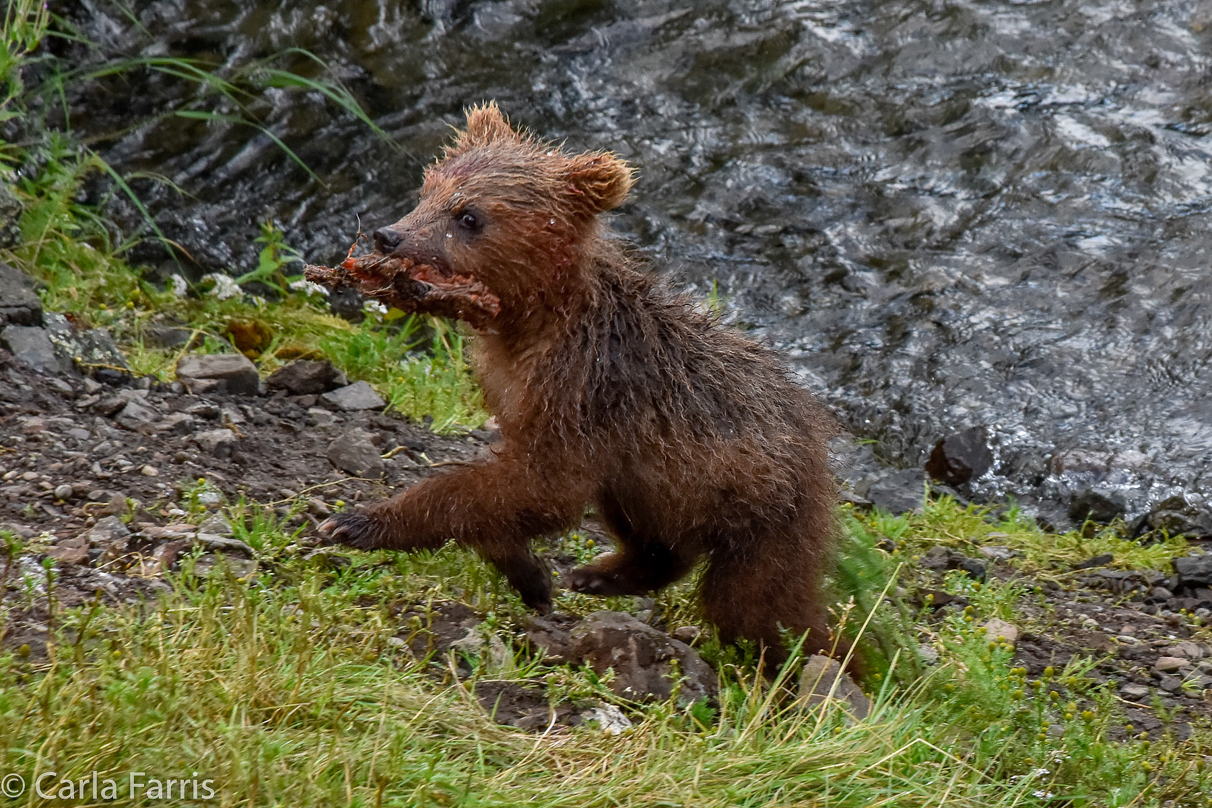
xmin=317 ymin=512 xmax=381 ymax=551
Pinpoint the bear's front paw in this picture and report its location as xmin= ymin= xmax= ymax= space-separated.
xmin=317 ymin=512 xmax=384 ymax=551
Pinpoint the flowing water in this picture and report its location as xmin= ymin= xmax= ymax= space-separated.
xmin=60 ymin=0 xmax=1212 ymax=525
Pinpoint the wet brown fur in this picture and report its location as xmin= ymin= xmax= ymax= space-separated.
xmin=320 ymin=103 xmax=841 ymax=667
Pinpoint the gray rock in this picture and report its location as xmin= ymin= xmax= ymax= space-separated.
xmin=86 ymin=515 xmax=131 ymax=546
xmin=1175 ymin=554 xmax=1212 ymax=588
xmin=307 ymin=407 xmax=337 ymax=427
xmin=114 ymin=398 xmax=159 ymax=430
xmin=865 ymin=469 xmax=927 ymax=515
xmin=1155 ymin=656 xmax=1191 ymax=673
xmin=43 ymin=313 xmax=129 ymax=374
xmin=925 ymin=426 xmax=994 ymax=486
xmin=320 ymin=380 xmax=385 ymax=411
xmin=1069 ymin=487 xmax=1129 ymax=523
xmin=176 ymin=353 xmax=260 ymax=396
xmin=1120 ymin=682 xmax=1150 ymax=699
xmin=0 ymin=262 xmax=42 ymax=327
xmin=523 ymin=613 xmax=578 ymax=663
xmin=983 ymin=618 xmax=1019 ymax=647
xmin=1147 ymin=496 xmax=1212 ymax=539
xmin=197 ymin=513 xmax=234 ymax=537
xmin=194 ymin=428 xmax=239 ymax=458
xmin=155 ymin=412 xmax=197 ymax=435
xmin=798 ymin=654 xmax=871 ymax=720
xmin=1 ymin=325 xmax=69 ymax=373
xmin=327 ymin=428 xmax=385 ymax=478
xmin=267 ymin=359 xmax=345 ymax=395
xmin=569 ymin=611 xmax=717 ymax=703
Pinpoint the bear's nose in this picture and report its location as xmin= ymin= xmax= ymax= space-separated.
xmin=374 ymin=228 xmax=403 ymax=253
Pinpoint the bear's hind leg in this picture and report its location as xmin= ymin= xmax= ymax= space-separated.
xmin=699 ymin=549 xmax=831 ymax=672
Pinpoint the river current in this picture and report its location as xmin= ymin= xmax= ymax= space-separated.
xmin=59 ymin=0 xmax=1212 ymax=526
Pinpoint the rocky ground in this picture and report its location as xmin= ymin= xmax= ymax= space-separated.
xmin=2 ymin=273 xmax=1211 ymax=740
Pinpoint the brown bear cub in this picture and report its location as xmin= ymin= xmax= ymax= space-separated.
xmin=313 ymin=103 xmax=842 ymax=668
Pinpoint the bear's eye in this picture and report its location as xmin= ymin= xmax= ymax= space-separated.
xmin=455 ymin=209 xmax=482 ymax=234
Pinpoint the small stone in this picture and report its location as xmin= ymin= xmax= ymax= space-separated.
xmin=1160 ymin=641 xmax=1205 ymax=661
xmin=320 ymin=380 xmax=386 ymax=411
xmin=176 ymin=353 xmax=260 ymax=396
xmin=585 ymin=704 xmax=633 ymax=735
xmin=53 ymin=484 xmax=73 ymax=501
xmin=307 ymin=407 xmax=337 ymax=427
xmin=197 ymin=513 xmax=234 ymax=537
xmin=1155 ymin=656 xmax=1192 ymax=673
xmin=327 ymin=428 xmax=385 ymax=478
xmin=977 ymin=545 xmax=1015 ymax=561
xmin=671 ymin=626 xmax=701 ymax=644
xmin=798 ymin=654 xmax=871 ymax=720
xmin=1120 ymin=682 xmax=1150 ymax=699
xmin=983 ymin=618 xmax=1019 ymax=647
xmin=1073 ymin=554 xmax=1114 ymax=570
xmin=86 ymin=515 xmax=131 ymax=546
xmin=46 ymin=536 xmax=89 ymax=565
xmin=194 ymin=429 xmax=238 ymax=458
xmin=140 ymin=465 xmax=158 ymax=477
xmin=522 ymin=614 xmax=577 ymax=663
xmin=266 ymin=359 xmax=343 ymax=395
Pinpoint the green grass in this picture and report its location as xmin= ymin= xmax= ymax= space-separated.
xmin=1 ymin=497 xmax=1210 ymax=807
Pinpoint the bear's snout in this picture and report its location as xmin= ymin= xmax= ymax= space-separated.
xmin=374 ymin=227 xmax=404 ymax=254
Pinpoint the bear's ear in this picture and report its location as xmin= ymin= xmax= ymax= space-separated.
xmin=563 ymin=152 xmax=634 ymax=215
xmin=451 ymin=102 xmax=519 ymax=151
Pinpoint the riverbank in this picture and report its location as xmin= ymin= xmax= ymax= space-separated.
xmin=3 ymin=9 xmax=1212 ymax=805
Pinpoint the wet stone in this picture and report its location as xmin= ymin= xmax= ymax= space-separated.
xmin=925 ymin=426 xmax=993 ymax=486
xmin=1174 ymin=554 xmax=1212 ymax=588
xmin=320 ymin=380 xmax=385 ymax=411
xmin=864 ymin=468 xmax=927 ymax=515
xmin=1069 ymin=487 xmax=1129 ymax=523
xmin=327 ymin=428 xmax=385 ymax=478
xmin=267 ymin=359 xmax=344 ymax=395
xmin=176 ymin=353 xmax=260 ymax=396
